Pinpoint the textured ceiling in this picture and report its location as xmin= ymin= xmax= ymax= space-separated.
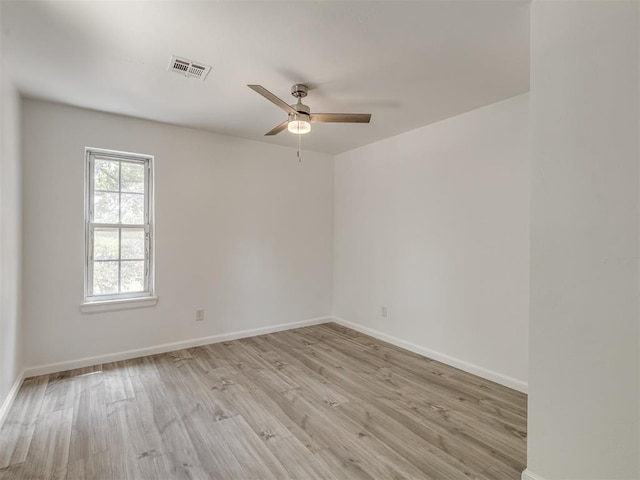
xmin=1 ymin=1 xmax=530 ymax=154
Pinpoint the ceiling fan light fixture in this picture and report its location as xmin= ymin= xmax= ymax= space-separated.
xmin=287 ymin=114 xmax=311 ymax=134
xmin=288 ymin=119 xmax=311 ymax=135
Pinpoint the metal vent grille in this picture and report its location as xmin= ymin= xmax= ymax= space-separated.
xmin=168 ymin=55 xmax=211 ymax=81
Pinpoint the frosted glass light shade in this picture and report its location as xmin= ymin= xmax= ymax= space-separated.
xmin=288 ymin=119 xmax=311 ymax=134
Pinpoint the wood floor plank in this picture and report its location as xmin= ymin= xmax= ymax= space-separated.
xmin=64 ymin=450 xmax=117 ymax=480
xmin=123 ymin=354 xmax=159 ymax=378
xmin=68 ymin=368 xmax=107 ymax=464
xmin=474 ymin=462 xmax=525 ymax=480
xmin=0 ymin=463 xmax=26 ymax=480
xmin=2 ymin=322 xmax=527 ymax=479
xmin=215 ymin=415 xmax=291 ymax=479
xmin=0 ymin=375 xmax=49 ymax=469
xmin=218 ymin=381 xmax=295 ymax=443
xmin=315 ymin=447 xmax=375 ymax=480
xmin=178 ymin=403 xmax=248 ymax=479
xmin=135 ymin=371 xmax=209 ymax=479
xmin=267 ymin=435 xmax=340 ymax=480
xmin=39 ymin=372 xmax=80 ymax=416
xmin=21 ymin=407 xmax=73 ymax=479
xmin=102 ymin=361 xmax=135 ymax=406
xmin=235 ymin=367 xmax=329 ymax=454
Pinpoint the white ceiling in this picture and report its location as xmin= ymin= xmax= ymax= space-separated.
xmin=1 ymin=1 xmax=530 ymax=154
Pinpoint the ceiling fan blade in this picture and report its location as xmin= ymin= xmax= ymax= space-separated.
xmin=264 ymin=120 xmax=288 ymax=136
xmin=310 ymin=113 xmax=371 ymax=123
xmin=248 ymin=85 xmax=298 ymax=115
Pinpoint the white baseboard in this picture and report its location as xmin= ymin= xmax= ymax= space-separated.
xmin=331 ymin=316 xmax=528 ymax=393
xmin=522 ymin=468 xmax=640 ymax=480
xmin=0 ymin=371 xmax=25 ymax=429
xmin=23 ymin=315 xmax=528 ymax=393
xmin=24 ymin=316 xmax=331 ymax=378
xmin=521 ymin=469 xmax=545 ymax=480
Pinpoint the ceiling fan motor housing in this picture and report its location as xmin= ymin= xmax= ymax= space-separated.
xmin=291 ymin=84 xmax=308 ymax=98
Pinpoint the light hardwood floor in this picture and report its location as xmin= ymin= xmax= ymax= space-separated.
xmin=0 ymin=323 xmax=527 ymax=479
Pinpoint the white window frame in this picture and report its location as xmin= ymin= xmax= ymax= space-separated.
xmin=84 ymin=147 xmax=155 ymax=305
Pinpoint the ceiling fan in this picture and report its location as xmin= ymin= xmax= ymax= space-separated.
xmin=247 ymin=84 xmax=371 ymax=136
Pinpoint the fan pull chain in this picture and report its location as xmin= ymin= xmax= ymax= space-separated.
xmin=297 ymin=130 xmax=302 ymax=162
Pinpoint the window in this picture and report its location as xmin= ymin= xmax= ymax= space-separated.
xmin=85 ymin=148 xmax=154 ymax=304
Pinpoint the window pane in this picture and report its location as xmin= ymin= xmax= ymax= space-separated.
xmin=121 ymin=229 xmax=145 ymax=260
xmin=94 ymin=192 xmax=120 ymax=223
xmin=94 ymin=228 xmax=119 ymax=260
xmin=121 ymin=260 xmax=144 ymax=292
xmin=121 ymin=162 xmax=145 ymax=193
xmin=93 ymin=261 xmax=119 ymax=294
xmin=94 ymin=159 xmax=119 ymax=192
xmin=121 ymin=194 xmax=144 ymax=224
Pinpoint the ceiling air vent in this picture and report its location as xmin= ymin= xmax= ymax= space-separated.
xmin=168 ymin=55 xmax=211 ymax=81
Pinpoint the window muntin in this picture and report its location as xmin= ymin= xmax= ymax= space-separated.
xmin=85 ymin=148 xmax=153 ymax=302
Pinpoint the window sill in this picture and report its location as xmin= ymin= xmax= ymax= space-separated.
xmin=81 ymin=296 xmax=158 ymax=313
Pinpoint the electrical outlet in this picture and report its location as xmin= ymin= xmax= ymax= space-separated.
xmin=381 ymin=306 xmax=388 ymax=318
xmin=195 ymin=309 xmax=205 ymax=321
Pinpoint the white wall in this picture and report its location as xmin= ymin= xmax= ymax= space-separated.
xmin=527 ymin=1 xmax=640 ymax=479
xmin=22 ymin=99 xmax=333 ymax=369
xmin=0 ymin=5 xmax=23 ymax=411
xmin=333 ymin=93 xmax=530 ymax=391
